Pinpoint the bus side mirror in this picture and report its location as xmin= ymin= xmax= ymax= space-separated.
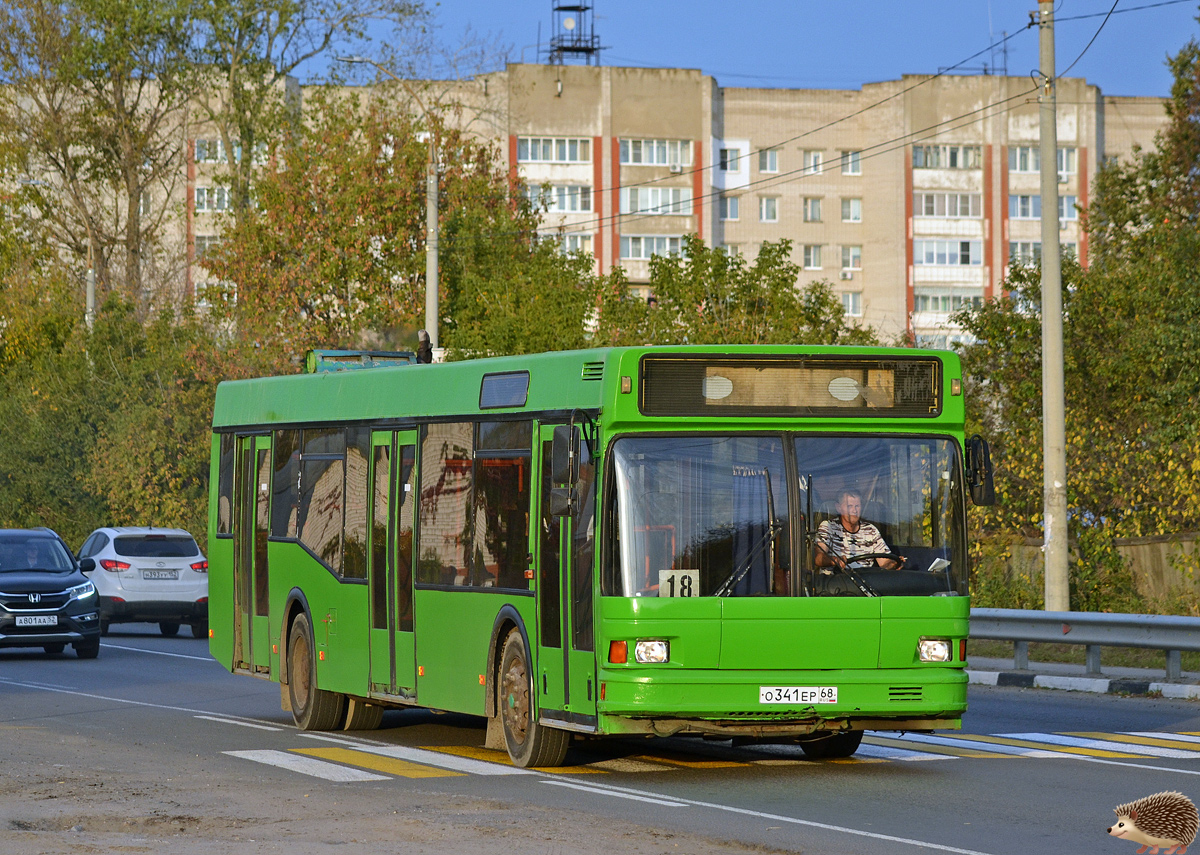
xmin=549 ymin=487 xmax=572 ymax=517
xmin=551 ymin=425 xmax=574 ymax=486
xmin=966 ymin=435 xmax=996 ymax=506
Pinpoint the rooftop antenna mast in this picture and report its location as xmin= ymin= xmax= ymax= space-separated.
xmin=547 ymin=2 xmax=601 ymax=65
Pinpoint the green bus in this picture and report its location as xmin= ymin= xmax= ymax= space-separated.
xmin=208 ymin=345 xmax=993 ymax=766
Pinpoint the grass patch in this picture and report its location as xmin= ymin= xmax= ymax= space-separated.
xmin=968 ymin=639 xmax=1200 ymax=672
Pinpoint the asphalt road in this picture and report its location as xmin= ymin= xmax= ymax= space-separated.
xmin=3 ymin=626 xmax=1199 ymax=855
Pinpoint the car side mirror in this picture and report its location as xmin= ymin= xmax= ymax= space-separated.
xmin=79 ymin=557 xmax=96 ymax=573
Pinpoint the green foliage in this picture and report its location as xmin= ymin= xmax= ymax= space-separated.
xmin=592 ymin=236 xmax=878 ymax=347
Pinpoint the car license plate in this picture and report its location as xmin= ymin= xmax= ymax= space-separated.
xmin=143 ymin=569 xmax=179 ymax=580
xmin=16 ymin=615 xmax=57 ymax=627
xmin=759 ymin=686 xmax=837 ymax=704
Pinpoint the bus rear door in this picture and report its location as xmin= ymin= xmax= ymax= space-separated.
xmin=367 ymin=430 xmax=418 ymax=697
xmin=233 ymin=433 xmax=272 ymax=674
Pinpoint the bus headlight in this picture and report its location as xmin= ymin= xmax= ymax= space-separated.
xmin=917 ymin=638 xmax=952 ymax=662
xmin=634 ymin=640 xmax=670 ymax=664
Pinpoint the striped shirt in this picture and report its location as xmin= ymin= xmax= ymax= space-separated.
xmin=815 ymin=518 xmax=890 ymax=568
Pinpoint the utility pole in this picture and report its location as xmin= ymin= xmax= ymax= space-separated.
xmin=1037 ymin=1 xmax=1070 ymax=611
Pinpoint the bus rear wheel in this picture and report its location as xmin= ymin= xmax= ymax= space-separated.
xmin=287 ymin=612 xmax=345 ymax=730
xmin=798 ymin=730 xmax=864 ymax=760
xmin=498 ymin=630 xmax=569 ymax=768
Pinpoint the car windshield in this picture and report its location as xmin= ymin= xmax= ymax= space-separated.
xmin=0 ymin=534 xmax=75 ymax=572
xmin=113 ymin=535 xmax=200 ymax=558
xmin=605 ymin=434 xmax=967 ymax=598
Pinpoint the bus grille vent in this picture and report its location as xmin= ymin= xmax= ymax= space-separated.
xmin=721 ymin=711 xmax=808 ymax=720
xmin=889 ymin=686 xmax=923 ymax=702
xmin=581 ymin=362 xmax=604 ymax=381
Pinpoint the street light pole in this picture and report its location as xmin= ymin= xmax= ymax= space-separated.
xmin=336 ymin=56 xmax=439 ymax=353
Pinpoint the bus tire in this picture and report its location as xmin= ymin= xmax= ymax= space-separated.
xmin=287 ymin=612 xmax=345 ymax=731
xmin=498 ymin=630 xmax=569 ymax=768
xmin=798 ymin=730 xmax=864 ymax=760
xmin=343 ymin=697 xmax=384 ymax=731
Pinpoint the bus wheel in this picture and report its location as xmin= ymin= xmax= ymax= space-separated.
xmin=287 ymin=612 xmax=345 ymax=730
xmin=498 ymin=630 xmax=569 ymax=768
xmin=798 ymin=730 xmax=864 ymax=760
xmin=343 ymin=697 xmax=384 ymax=731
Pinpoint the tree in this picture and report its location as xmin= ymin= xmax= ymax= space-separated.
xmin=0 ymin=0 xmax=198 ymax=312
xmin=203 ymin=87 xmax=598 ymax=357
xmin=189 ymin=0 xmax=425 ymax=221
xmin=591 ymin=236 xmax=878 ymax=348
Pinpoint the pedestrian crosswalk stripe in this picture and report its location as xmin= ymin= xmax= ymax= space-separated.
xmin=866 ymin=735 xmax=1009 ymax=759
xmin=298 ymin=733 xmax=532 ymax=776
xmin=294 ymin=747 xmax=463 ymax=778
xmin=429 ymin=744 xmax=604 ymax=773
xmin=1137 ymin=731 xmax=1200 ymax=745
xmin=1075 ymin=732 xmax=1200 ymax=753
xmin=1007 ymin=732 xmax=1200 ymax=759
xmin=935 ymin=732 xmax=1142 ymax=758
xmin=856 ymin=742 xmax=957 ymax=761
xmin=224 ymin=749 xmax=389 ymax=782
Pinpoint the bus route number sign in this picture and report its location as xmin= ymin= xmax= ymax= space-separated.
xmin=759 ymin=686 xmax=837 ymax=704
xmin=658 ymin=569 xmax=698 ymax=598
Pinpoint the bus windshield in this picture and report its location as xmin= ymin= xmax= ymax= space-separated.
xmin=606 ymin=434 xmax=967 ymax=598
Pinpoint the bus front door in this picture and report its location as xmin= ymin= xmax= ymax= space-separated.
xmin=233 ymin=434 xmax=272 ymax=675
xmin=367 ymin=431 xmax=418 ymax=698
xmin=535 ymin=425 xmax=597 ymax=727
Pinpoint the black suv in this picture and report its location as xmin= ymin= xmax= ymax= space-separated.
xmin=0 ymin=529 xmax=101 ymax=658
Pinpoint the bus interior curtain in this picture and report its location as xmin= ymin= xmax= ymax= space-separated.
xmin=730 ymin=467 xmax=772 ymax=596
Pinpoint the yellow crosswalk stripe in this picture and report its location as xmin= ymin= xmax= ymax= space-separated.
xmin=938 ymin=733 xmax=1141 ymax=758
xmin=428 ymin=744 xmax=605 ymax=773
xmin=1069 ymin=732 xmax=1200 ymax=753
xmin=866 ymin=736 xmax=1010 ymax=758
xmin=628 ymin=753 xmax=749 ymax=770
xmin=292 ymin=747 xmax=463 ymax=778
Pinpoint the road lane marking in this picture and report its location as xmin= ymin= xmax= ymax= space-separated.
xmin=1138 ymin=732 xmax=1200 ymax=745
xmin=294 ymin=747 xmax=462 ymax=778
xmin=1006 ymin=732 xmax=1200 ymax=759
xmin=541 ymin=780 xmax=689 ymax=806
xmin=101 ymin=643 xmax=217 ymax=662
xmin=224 ymin=749 xmax=388 ymax=782
xmin=893 ymin=733 xmax=1095 ymax=758
xmin=951 ymin=733 xmax=1142 ymax=758
xmin=297 ymin=732 xmax=532 ymax=776
xmin=856 ymin=742 xmax=958 ymax=761
xmin=1073 ymin=732 xmax=1200 ymax=753
xmin=429 ymin=745 xmax=605 ymax=773
xmin=194 ymin=714 xmax=283 ymax=731
xmin=865 ymin=736 xmax=1009 ymax=758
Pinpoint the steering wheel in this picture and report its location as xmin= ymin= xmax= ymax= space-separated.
xmin=842 ymin=552 xmax=907 ymax=569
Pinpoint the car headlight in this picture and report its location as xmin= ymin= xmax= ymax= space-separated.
xmin=917 ymin=637 xmax=952 ymax=662
xmin=68 ymin=581 xmax=97 ymax=601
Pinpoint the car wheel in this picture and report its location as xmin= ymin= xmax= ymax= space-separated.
xmin=43 ymin=643 xmax=66 ymax=656
xmin=99 ymin=619 xmax=110 ymax=635
xmin=74 ymin=638 xmax=100 ymax=659
xmin=287 ymin=612 xmax=345 ymax=730
xmin=159 ymin=622 xmax=181 ymax=637
xmin=190 ymin=620 xmax=208 ymax=639
xmin=498 ymin=629 xmax=569 ymax=767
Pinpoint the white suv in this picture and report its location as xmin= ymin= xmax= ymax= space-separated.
xmin=77 ymin=527 xmax=208 ymax=638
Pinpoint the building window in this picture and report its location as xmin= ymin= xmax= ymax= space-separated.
xmin=719 ymin=195 xmax=739 ymax=221
xmin=517 ymin=137 xmax=591 ymax=164
xmin=195 ymin=139 xmax=226 ymax=163
xmin=914 ymin=239 xmax=983 ymax=265
xmin=195 ymin=186 xmax=229 ymax=213
xmin=1008 ymin=241 xmax=1041 ymax=267
xmin=759 ymin=149 xmax=778 ymax=173
xmin=719 ymin=148 xmax=740 ymax=171
xmin=619 ymin=139 xmax=692 ymax=167
xmin=803 ymin=150 xmax=823 ymax=175
xmin=719 ymin=244 xmax=741 ymax=257
xmin=1009 ymin=195 xmax=1041 ymax=219
xmin=620 ymin=235 xmax=685 ymax=260
xmin=841 ymin=150 xmax=862 ymax=175
xmin=526 ymin=184 xmax=592 ymax=213
xmin=195 ymin=235 xmax=222 ymax=261
xmin=842 ymin=291 xmax=862 ymax=317
xmin=841 ymin=198 xmax=862 ymax=223
xmin=841 ymin=245 xmax=862 ymax=270
xmin=803 ymin=245 xmax=822 ymax=269
xmin=1007 ymin=145 xmax=1077 ymax=177
xmin=913 ymin=288 xmax=984 ymax=313
xmin=621 ymin=186 xmax=692 ymax=215
xmin=552 ymin=233 xmax=593 ymax=256
xmin=1059 ymin=195 xmax=1078 ymax=221
xmin=913 ymin=192 xmax=982 ymax=218
xmin=1058 ymin=147 xmax=1077 ymax=176
xmin=759 ymin=197 xmax=778 ymax=222
xmin=803 ymin=197 xmax=822 ymax=223
xmin=912 ymin=144 xmax=982 ymax=169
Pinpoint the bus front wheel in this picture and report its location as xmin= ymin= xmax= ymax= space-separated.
xmin=798 ymin=730 xmax=864 ymax=760
xmin=498 ymin=630 xmax=569 ymax=768
xmin=287 ymin=612 xmax=345 ymax=730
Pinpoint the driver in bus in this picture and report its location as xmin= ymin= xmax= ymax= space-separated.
xmin=814 ymin=489 xmax=905 ymax=572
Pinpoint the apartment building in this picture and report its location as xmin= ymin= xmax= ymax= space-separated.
xmin=474 ymin=63 xmax=1165 ymax=345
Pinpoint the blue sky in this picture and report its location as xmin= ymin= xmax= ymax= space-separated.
xmin=412 ymin=0 xmax=1199 ymax=97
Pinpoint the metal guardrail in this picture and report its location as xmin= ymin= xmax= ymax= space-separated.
xmin=969 ymin=608 xmax=1200 ymax=682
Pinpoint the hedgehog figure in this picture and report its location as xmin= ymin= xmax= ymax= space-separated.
xmin=1108 ymin=791 xmax=1199 ymax=854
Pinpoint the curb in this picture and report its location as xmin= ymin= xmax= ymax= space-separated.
xmin=967 ymin=669 xmax=1200 ymax=700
